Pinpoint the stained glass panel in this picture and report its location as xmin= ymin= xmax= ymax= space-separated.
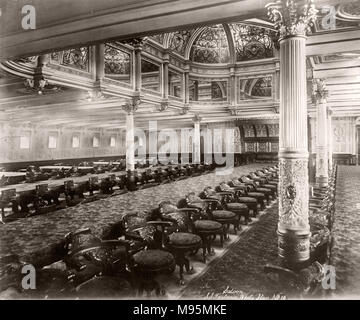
xmin=230 ymin=24 xmax=274 ymax=62
xmin=191 ymin=25 xmax=230 ymax=64
xmin=251 ymin=77 xmax=272 ymax=97
xmin=168 ymin=30 xmax=193 ymax=56
xmin=211 ymin=81 xmax=227 ymax=101
xmin=240 ymin=76 xmax=272 ymax=100
xmin=104 ymin=43 xmax=131 ymax=83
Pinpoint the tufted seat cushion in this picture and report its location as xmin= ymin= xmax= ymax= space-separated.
xmin=194 ymin=220 xmax=222 ymax=231
xmin=212 ymin=210 xmax=237 ymax=220
xmin=237 ymin=197 xmax=257 ymax=203
xmin=256 ymin=188 xmax=271 ymax=193
xmin=168 ymin=232 xmax=202 ymax=247
xmin=134 ymin=250 xmax=175 ymax=270
xmin=226 ymin=203 xmax=249 ymax=211
xmin=263 ymin=184 xmax=277 ymax=190
xmin=248 ymin=192 xmax=265 ymax=198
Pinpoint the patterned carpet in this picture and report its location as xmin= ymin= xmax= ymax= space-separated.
xmin=0 ymin=163 xmax=271 ymax=263
xmin=179 ymin=202 xmax=283 ymax=299
xmin=331 ymin=166 xmax=360 ymax=298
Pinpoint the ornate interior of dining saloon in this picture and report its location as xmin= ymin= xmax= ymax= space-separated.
xmin=0 ymin=0 xmax=360 ymax=299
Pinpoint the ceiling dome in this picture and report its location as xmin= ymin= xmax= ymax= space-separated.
xmin=150 ymin=22 xmax=275 ymax=64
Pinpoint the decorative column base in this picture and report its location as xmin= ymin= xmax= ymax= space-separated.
xmin=126 ymin=170 xmax=137 ymax=191
xmin=316 ymin=176 xmax=328 ymax=188
xmin=277 ymin=229 xmax=311 ymax=270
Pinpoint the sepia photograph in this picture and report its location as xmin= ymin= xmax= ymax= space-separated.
xmin=0 ymin=0 xmax=360 ymax=306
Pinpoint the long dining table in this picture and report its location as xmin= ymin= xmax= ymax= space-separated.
xmin=0 ymin=164 xmax=172 ymax=195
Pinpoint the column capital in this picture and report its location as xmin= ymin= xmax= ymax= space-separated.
xmin=122 ymin=95 xmax=141 ymax=114
xmin=312 ymin=78 xmax=329 ymax=104
xmin=87 ymin=87 xmax=106 ymax=101
xmin=163 ymin=50 xmax=170 ymax=63
xmin=266 ymin=0 xmax=318 ymax=40
xmin=229 ymin=109 xmax=241 ymax=116
xmin=193 ymin=113 xmax=202 ymax=123
xmin=125 ymin=37 xmax=144 ymax=51
xmin=184 ymin=60 xmax=191 ymax=73
xmin=180 ymin=106 xmax=189 ymax=115
xmin=158 ymin=100 xmax=169 ymax=112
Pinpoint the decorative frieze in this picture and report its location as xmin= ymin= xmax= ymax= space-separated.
xmin=255 ymin=124 xmax=267 ymax=137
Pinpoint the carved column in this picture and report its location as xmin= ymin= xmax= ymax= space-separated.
xmin=327 ymin=108 xmax=333 ymax=170
xmin=193 ymin=114 xmax=202 ymax=164
xmin=313 ymin=78 xmax=329 ymax=187
xmin=122 ymin=97 xmax=140 ymax=191
xmin=266 ymin=0 xmax=318 ymax=269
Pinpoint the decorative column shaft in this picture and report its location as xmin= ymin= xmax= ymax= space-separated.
xmin=229 ymin=66 xmax=236 ymax=107
xmin=327 ymin=108 xmax=333 ymax=170
xmin=134 ymin=43 xmax=142 ymax=92
xmin=122 ymin=97 xmax=140 ymax=172
xmin=95 ymin=43 xmax=105 ymax=83
xmin=356 ymin=126 xmax=359 ymax=166
xmin=193 ymin=114 xmax=201 ymax=164
xmin=183 ymin=62 xmax=190 ymax=105
xmin=126 ymin=112 xmax=135 ymax=172
xmin=266 ymin=0 xmax=318 ymax=269
xmin=313 ymin=78 xmax=329 ymax=187
xmin=163 ymin=51 xmax=169 ymax=100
